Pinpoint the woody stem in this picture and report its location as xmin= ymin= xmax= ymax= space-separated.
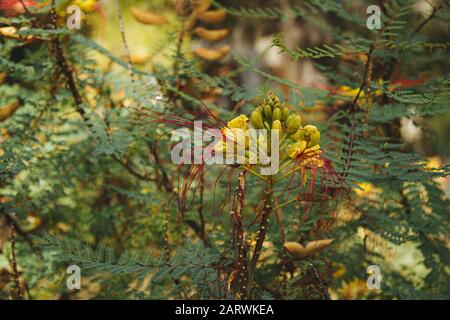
xmin=247 ymin=176 xmax=274 ymax=297
xmin=231 ymin=171 xmax=248 ymax=299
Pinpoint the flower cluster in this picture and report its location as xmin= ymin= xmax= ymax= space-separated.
xmin=215 ymin=91 xmax=325 ymax=174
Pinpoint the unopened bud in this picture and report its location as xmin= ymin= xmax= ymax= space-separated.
xmin=286 ymin=114 xmax=301 ymax=133
xmin=292 ymin=129 xmax=305 ymax=141
xmin=263 ymin=104 xmax=272 ymax=121
xmin=250 ymin=110 xmax=264 ymax=129
xmin=281 ymin=107 xmax=289 ymax=121
xmin=272 ymin=108 xmax=281 ymax=121
xmin=272 ymin=120 xmax=282 ymax=130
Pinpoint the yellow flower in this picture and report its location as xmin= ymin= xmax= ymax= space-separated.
xmin=354 ymin=182 xmax=382 ymax=197
xmin=288 ymin=142 xmax=322 ymax=160
xmin=214 ymin=128 xmax=248 ymax=158
xmin=288 ymin=140 xmax=307 ymax=159
xmin=339 ymin=85 xmax=364 ymax=98
xmin=301 ymin=156 xmax=324 ymax=168
xmin=74 ymin=0 xmax=97 ymax=12
xmin=227 ymin=115 xmax=249 ymax=130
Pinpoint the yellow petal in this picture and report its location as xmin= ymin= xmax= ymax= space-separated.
xmin=227 ymin=115 xmax=249 ymax=129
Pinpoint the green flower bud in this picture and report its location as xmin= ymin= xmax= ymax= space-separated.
xmin=263 ymin=104 xmax=272 ymax=121
xmin=272 ymin=108 xmax=282 ymax=121
xmin=272 ymin=120 xmax=282 ymax=130
xmin=282 ymin=107 xmax=289 ymax=121
xmin=264 ymin=121 xmax=271 ymax=131
xmin=286 ymin=114 xmax=301 ymax=133
xmin=250 ymin=110 xmax=264 ymax=129
xmin=271 ymin=93 xmax=280 ymax=104
xmin=304 ymin=125 xmax=320 ymax=147
xmin=292 ymin=128 xmax=305 ymax=141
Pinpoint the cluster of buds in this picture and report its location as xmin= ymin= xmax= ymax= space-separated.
xmin=250 ymin=92 xmax=322 ymax=163
xmin=250 ymin=92 xmax=292 ymax=132
xmin=212 ymin=91 xmax=324 ymax=176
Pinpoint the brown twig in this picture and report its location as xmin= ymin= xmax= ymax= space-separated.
xmin=10 ymin=221 xmax=24 ymax=300
xmin=247 ymin=176 xmax=274 ymax=297
xmin=51 ymin=1 xmax=85 ymax=119
xmin=113 ymin=0 xmax=134 ymax=81
xmin=411 ymin=2 xmax=441 ymax=38
xmin=310 ymin=264 xmax=331 ymax=300
xmin=231 ymin=171 xmax=248 ymax=299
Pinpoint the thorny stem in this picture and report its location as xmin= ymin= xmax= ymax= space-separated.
xmin=231 ymin=171 xmax=248 ymax=299
xmin=51 ymin=1 xmax=85 ymax=120
xmin=310 ymin=263 xmax=331 ymax=300
xmin=4 ymin=213 xmax=38 ymax=254
xmin=247 ymin=176 xmax=274 ymax=297
xmin=10 ymin=221 xmax=24 ymax=300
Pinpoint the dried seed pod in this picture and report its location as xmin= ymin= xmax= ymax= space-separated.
xmin=197 ymin=10 xmax=226 ymax=23
xmin=193 ymin=45 xmax=230 ymax=61
xmin=284 ymin=239 xmax=334 ymax=258
xmin=283 ymin=242 xmax=305 ymax=257
xmin=131 ymin=6 xmax=168 ymax=25
xmin=122 ymin=54 xmax=152 ymax=65
xmin=194 ymin=27 xmax=229 ymax=41
xmin=250 ymin=110 xmax=264 ymax=129
xmin=0 ymin=100 xmax=20 ymax=122
xmin=304 ymin=239 xmax=334 ymax=255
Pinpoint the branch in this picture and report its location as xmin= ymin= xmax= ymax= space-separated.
xmin=9 ymin=221 xmax=24 ymax=300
